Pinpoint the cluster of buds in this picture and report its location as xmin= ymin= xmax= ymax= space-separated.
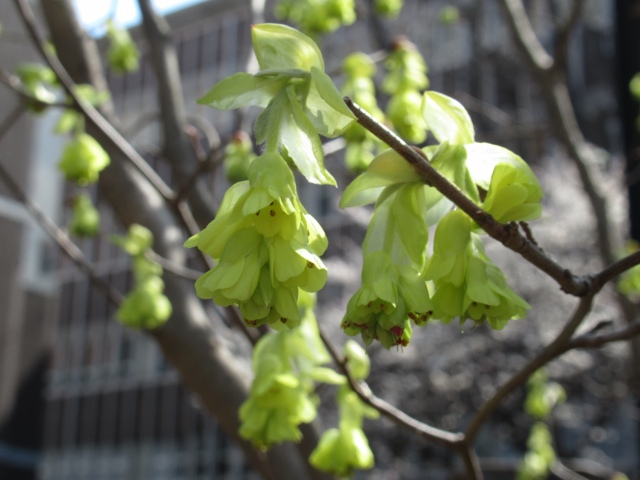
xmin=58 ymin=132 xmax=110 ymax=185
xmin=275 ymin=0 xmax=356 ymax=36
xmin=114 ymin=225 xmax=172 ymax=329
xmin=341 ymin=53 xmax=386 ymax=171
xmin=383 ymin=37 xmax=429 ymax=144
xmin=374 ymin=0 xmax=404 ymax=17
xmin=69 ymin=192 xmax=100 ymax=237
xmin=106 ymin=20 xmax=140 ymax=74
xmin=239 ymin=292 xmax=344 ymax=448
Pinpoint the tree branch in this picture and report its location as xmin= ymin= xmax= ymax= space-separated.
xmin=13 ymin=0 xmax=175 ymax=201
xmin=501 ymin=0 xmax=554 ymax=72
xmin=593 ymin=250 xmax=640 ymax=291
xmin=500 ymin=0 xmax=617 ymax=270
xmin=567 ymin=321 xmax=640 ymax=351
xmin=344 ymin=96 xmax=591 ymax=297
xmin=0 ymin=161 xmax=124 ymax=306
xmin=318 ymin=330 xmax=463 ymax=446
xmin=465 ymin=295 xmax=594 ymax=442
xmin=136 ymin=0 xmax=217 ymax=226
xmin=553 ymin=0 xmax=585 ymax=73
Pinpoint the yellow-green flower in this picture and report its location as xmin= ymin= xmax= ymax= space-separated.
xmin=310 ymin=426 xmax=374 ymax=477
xmin=185 ymin=153 xmax=328 ymax=328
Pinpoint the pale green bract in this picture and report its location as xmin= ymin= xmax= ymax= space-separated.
xmin=341 ymin=86 xmax=542 ymax=347
xmin=422 ymin=91 xmax=475 ymax=145
xmin=197 ymin=23 xmax=354 ymax=186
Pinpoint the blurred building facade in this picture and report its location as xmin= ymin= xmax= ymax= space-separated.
xmin=0 ymin=2 xmax=64 ymax=479
xmin=0 ymin=0 xmax=630 ymax=479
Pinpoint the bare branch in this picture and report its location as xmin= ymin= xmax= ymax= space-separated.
xmin=500 ymin=0 xmax=617 ymax=271
xmin=553 ymin=0 xmax=585 ymax=72
xmin=318 ymin=330 xmax=463 ymax=447
xmin=13 ymin=0 xmax=175 ymax=201
xmin=0 ymin=161 xmax=124 ymax=306
xmin=465 ymin=295 xmax=594 ymax=442
xmin=593 ymin=250 xmax=640 ymax=291
xmin=0 ymin=103 xmax=25 ymax=141
xmin=136 ymin=0 xmax=217 ymax=225
xmin=501 ymin=0 xmax=554 ymax=72
xmin=567 ymin=321 xmax=640 ymax=351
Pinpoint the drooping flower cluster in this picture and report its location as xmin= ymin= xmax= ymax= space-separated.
xmin=186 ymin=153 xmax=328 ymax=329
xmin=113 ymin=225 xmax=172 ymax=329
xmin=191 ymin=24 xmax=354 ymax=327
xmin=238 ymin=292 xmax=344 ymax=448
xmin=424 ymin=209 xmax=530 ymax=328
xmin=310 ymin=340 xmax=378 ymax=476
xmin=341 ymin=87 xmax=544 ymax=348
xmin=341 ymin=153 xmax=433 ymax=347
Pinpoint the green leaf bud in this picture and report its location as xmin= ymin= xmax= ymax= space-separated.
xmin=106 ymin=21 xmax=140 ymax=74
xmin=343 ymin=340 xmax=370 ymax=380
xmin=375 ymin=0 xmax=404 ymax=17
xmin=252 ymin=23 xmax=324 ymax=71
xmin=387 ymin=89 xmax=427 ymax=144
xmin=69 ymin=193 xmax=99 ymax=237
xmin=58 ymin=133 xmax=110 ymax=185
xmin=116 ymin=276 xmax=172 ymax=329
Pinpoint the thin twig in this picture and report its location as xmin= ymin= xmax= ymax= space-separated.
xmin=465 ymin=295 xmax=594 ymax=442
xmin=344 ymin=96 xmax=591 ymax=297
xmin=13 ymin=0 xmax=175 ymax=201
xmin=593 ymin=250 xmax=640 ymax=291
xmin=553 ymin=0 xmax=585 ymax=72
xmin=567 ymin=321 xmax=640 ymax=351
xmin=318 ymin=330 xmax=463 ymax=446
xmin=500 ymin=0 xmax=616 ymax=270
xmin=0 ymin=70 xmax=69 ymax=109
xmin=146 ymin=250 xmax=202 ymax=281
xmin=0 ymin=104 xmax=25 ymax=141
xmin=518 ymin=221 xmax=539 ymax=247
xmin=0 ymin=161 xmax=124 ymax=306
